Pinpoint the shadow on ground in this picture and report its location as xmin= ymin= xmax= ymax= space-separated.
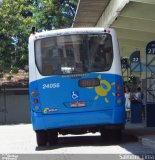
xmin=35 ymin=131 xmax=137 ymax=151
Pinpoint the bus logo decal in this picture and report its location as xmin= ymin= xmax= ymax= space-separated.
xmin=71 ymin=91 xmax=79 ymax=100
xmin=93 ymin=75 xmax=114 ymax=103
xmin=43 ymin=108 xmax=58 ymax=114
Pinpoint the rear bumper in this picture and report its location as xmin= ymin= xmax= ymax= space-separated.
xmin=32 ymin=109 xmax=125 ymax=131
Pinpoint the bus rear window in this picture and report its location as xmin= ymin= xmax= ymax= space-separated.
xmin=35 ymin=34 xmax=113 ymax=76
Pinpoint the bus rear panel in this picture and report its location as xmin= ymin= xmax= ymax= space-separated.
xmin=29 ymin=28 xmax=125 ymax=145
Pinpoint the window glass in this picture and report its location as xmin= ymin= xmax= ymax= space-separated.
xmin=35 ymin=33 xmax=113 ymax=76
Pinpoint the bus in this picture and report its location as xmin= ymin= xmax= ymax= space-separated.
xmin=28 ymin=28 xmax=125 ymax=146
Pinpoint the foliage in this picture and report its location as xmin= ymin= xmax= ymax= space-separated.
xmin=0 ymin=0 xmax=78 ymax=73
xmin=35 ymin=0 xmax=78 ymax=30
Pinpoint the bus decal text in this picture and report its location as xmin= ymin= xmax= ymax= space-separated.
xmin=42 ymin=83 xmax=60 ymax=89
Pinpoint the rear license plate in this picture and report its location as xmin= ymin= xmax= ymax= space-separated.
xmin=70 ymin=102 xmax=86 ymax=108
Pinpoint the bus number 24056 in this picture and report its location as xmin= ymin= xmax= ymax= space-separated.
xmin=42 ymin=83 xmax=60 ymax=89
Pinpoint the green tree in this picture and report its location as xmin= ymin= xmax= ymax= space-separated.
xmin=0 ymin=0 xmax=78 ymax=73
xmin=33 ymin=0 xmax=78 ymax=30
xmin=0 ymin=0 xmax=35 ymax=72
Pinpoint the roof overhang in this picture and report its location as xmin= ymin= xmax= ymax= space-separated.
xmin=110 ymin=0 xmax=155 ymax=61
xmin=73 ymin=0 xmax=155 ymax=62
xmin=73 ymin=0 xmax=111 ymax=27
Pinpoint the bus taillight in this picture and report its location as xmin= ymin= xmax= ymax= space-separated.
xmin=34 ymin=99 xmax=38 ymax=104
xmin=34 ymin=106 xmax=40 ymax=111
xmin=32 ymin=92 xmax=38 ymax=96
xmin=116 ymin=86 xmax=121 ymax=90
xmin=116 ymin=93 xmax=121 ymax=97
xmin=117 ymin=98 xmax=122 ymax=104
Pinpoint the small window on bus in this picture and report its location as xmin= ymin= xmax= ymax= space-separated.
xmin=34 ymin=33 xmax=113 ymax=76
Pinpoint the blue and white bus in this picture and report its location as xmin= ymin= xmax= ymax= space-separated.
xmin=28 ymin=28 xmax=125 ymax=146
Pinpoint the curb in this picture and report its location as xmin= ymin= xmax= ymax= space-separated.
xmin=140 ymin=136 xmax=155 ymax=150
xmin=123 ymin=129 xmax=155 ymax=150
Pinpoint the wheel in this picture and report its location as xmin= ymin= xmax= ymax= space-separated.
xmin=36 ymin=130 xmax=47 ymax=146
xmin=100 ymin=129 xmax=122 ymax=142
xmin=47 ymin=130 xmax=58 ymax=146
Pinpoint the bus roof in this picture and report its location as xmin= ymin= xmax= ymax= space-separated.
xmin=30 ymin=28 xmax=115 ymax=40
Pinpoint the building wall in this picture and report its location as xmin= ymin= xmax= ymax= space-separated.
xmin=0 ymin=94 xmax=31 ymax=124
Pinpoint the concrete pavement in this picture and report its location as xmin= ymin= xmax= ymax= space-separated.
xmin=124 ymin=122 xmax=155 ymax=151
xmin=0 ymin=124 xmax=154 ymax=154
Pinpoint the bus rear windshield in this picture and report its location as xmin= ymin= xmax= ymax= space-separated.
xmin=35 ymin=33 xmax=113 ymax=76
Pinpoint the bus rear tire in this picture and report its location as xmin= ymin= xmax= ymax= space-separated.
xmin=47 ymin=130 xmax=58 ymax=146
xmin=100 ymin=129 xmax=122 ymax=142
xmin=36 ymin=130 xmax=47 ymax=147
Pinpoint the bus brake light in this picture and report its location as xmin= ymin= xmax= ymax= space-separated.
xmin=34 ymin=99 xmax=38 ymax=104
xmin=116 ymin=93 xmax=121 ymax=97
xmin=107 ymin=30 xmax=111 ymax=33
